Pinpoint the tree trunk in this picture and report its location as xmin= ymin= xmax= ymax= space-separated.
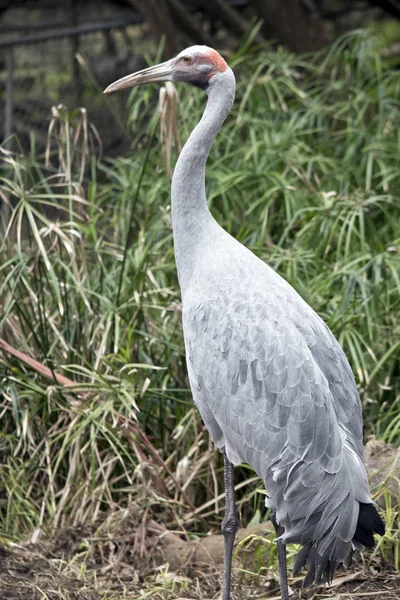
xmin=250 ymin=0 xmax=330 ymax=53
xmin=199 ymin=0 xmax=265 ymax=45
xmin=128 ymin=0 xmax=181 ymax=57
xmin=167 ymin=0 xmax=214 ymax=47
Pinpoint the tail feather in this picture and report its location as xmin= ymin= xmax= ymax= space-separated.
xmin=291 ymin=502 xmax=385 ymax=587
xmin=354 ymin=502 xmax=385 ymax=547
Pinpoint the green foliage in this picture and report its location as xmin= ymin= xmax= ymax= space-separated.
xmin=0 ymin=31 xmax=398 ymax=566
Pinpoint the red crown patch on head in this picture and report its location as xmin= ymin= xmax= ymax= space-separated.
xmin=205 ymin=49 xmax=228 ymax=74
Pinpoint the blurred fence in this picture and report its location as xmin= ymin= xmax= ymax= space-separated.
xmin=0 ymin=14 xmax=145 ymax=156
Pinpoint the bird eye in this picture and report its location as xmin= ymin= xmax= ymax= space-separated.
xmin=182 ymin=56 xmax=192 ymax=63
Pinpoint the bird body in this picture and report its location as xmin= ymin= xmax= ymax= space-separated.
xmin=182 ymin=231 xmax=374 ymax=581
xmin=105 ymin=45 xmax=384 ymax=597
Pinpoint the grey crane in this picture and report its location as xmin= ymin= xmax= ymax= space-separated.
xmin=104 ymin=46 xmax=385 ymax=600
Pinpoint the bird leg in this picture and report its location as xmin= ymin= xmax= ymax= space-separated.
xmin=271 ymin=511 xmax=290 ymax=600
xmin=221 ymin=451 xmax=238 ymax=600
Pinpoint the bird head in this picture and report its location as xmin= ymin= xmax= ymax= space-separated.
xmin=104 ymin=46 xmax=228 ymax=94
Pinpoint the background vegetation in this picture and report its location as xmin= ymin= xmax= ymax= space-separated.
xmin=0 ymin=28 xmax=399 ymax=599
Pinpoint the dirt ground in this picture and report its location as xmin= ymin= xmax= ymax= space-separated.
xmin=0 ymin=523 xmax=398 ymax=600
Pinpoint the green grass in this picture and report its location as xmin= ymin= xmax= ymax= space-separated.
xmin=0 ymin=29 xmax=398 ymax=571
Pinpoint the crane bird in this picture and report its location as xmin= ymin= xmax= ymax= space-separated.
xmin=104 ymin=46 xmax=385 ymax=600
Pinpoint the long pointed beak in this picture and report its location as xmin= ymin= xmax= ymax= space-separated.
xmin=104 ymin=60 xmax=173 ymax=94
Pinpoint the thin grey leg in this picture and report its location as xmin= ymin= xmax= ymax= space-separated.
xmin=221 ymin=451 xmax=238 ymax=600
xmin=271 ymin=511 xmax=290 ymax=600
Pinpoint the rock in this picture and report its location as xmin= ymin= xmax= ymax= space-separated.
xmin=364 ymin=439 xmax=400 ymax=509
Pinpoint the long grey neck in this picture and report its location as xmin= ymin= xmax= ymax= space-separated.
xmin=171 ymin=69 xmax=236 ymax=291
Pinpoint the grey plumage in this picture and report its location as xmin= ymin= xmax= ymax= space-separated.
xmin=104 ymin=45 xmax=384 ymax=595
xmin=183 ymin=231 xmax=371 ymax=580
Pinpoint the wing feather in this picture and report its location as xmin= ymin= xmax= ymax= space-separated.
xmin=184 ymin=295 xmax=371 ymax=574
xmin=182 ymin=234 xmax=376 ymax=582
